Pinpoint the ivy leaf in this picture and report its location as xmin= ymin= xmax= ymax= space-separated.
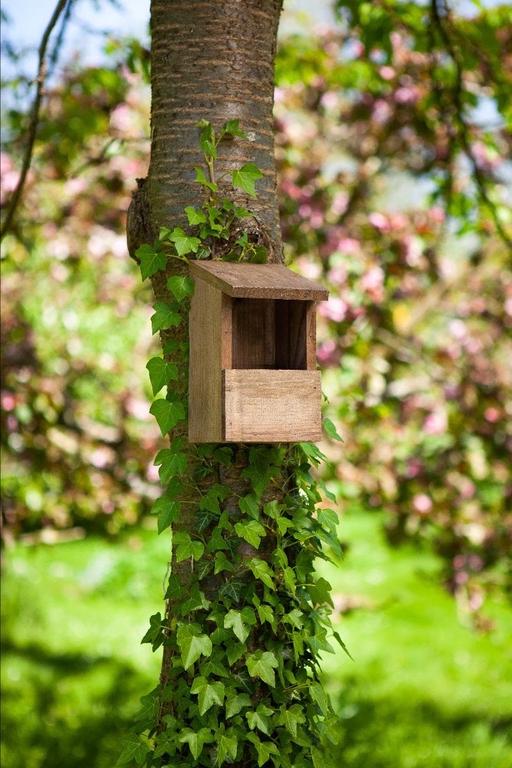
xmin=146 ymin=357 xmax=178 ymax=396
xmin=216 ymin=731 xmax=238 ymax=765
xmin=176 ymin=625 xmax=212 ymax=670
xmin=278 ymin=703 xmax=306 ymax=737
xmin=323 ymin=417 xmax=343 ymax=442
xmin=174 ymin=532 xmax=204 ymax=563
xmin=221 ymin=118 xmax=246 ymax=139
xmin=246 ymin=704 xmax=273 ymax=735
xmin=167 ymin=227 xmax=201 ymax=257
xmin=214 ymin=551 xmax=234 ymax=575
xmin=248 ymin=558 xmax=274 ymax=589
xmin=226 ymin=693 xmax=251 ymax=718
xmin=239 ymin=494 xmax=259 ymax=519
xmin=116 ymin=734 xmax=148 ymax=766
xmin=178 ymin=728 xmax=212 ymax=760
xmin=136 ymin=244 xmax=167 ymax=280
xmin=150 ymin=302 xmax=182 ymax=334
xmin=190 ymin=676 xmax=225 ymax=715
xmin=224 ymin=607 xmax=255 ymax=643
xmin=157 ymin=450 xmax=188 ymax=483
xmin=234 ymin=519 xmax=266 ymax=550
xmin=246 ymin=733 xmax=280 ymax=767
xmin=232 ymin=163 xmax=263 ymax=197
xmin=141 ymin=612 xmax=163 ymax=651
xmin=167 ymin=274 xmax=194 ymax=303
xmin=246 ymin=650 xmax=278 ymax=687
xmin=310 ymin=682 xmax=331 ymax=715
xmin=150 ymin=399 xmax=185 ymax=436
xmin=194 ymin=166 xmax=217 ymax=192
xmin=150 ymin=495 xmax=180 ymax=534
xmin=185 ymin=206 xmax=207 ymax=226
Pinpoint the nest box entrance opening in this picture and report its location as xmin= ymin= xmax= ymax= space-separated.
xmin=230 ymin=298 xmax=309 ymax=370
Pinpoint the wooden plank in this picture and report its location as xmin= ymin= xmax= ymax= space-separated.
xmin=190 ymin=261 xmax=328 ymax=301
xmin=305 ymin=302 xmax=317 ymax=371
xmin=188 ymin=280 xmax=223 ymax=442
xmin=275 ymin=300 xmax=308 ymax=370
xmin=223 ymin=369 xmax=322 ymax=442
xmin=232 ymin=299 xmax=275 ymax=369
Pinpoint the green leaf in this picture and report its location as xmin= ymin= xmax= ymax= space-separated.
xmin=194 ymin=166 xmax=217 ymax=192
xmin=226 ymin=693 xmax=251 ymax=718
xmin=168 ymin=227 xmax=201 ymax=257
xmin=235 ymin=519 xmax=266 ymax=549
xmin=150 ymin=302 xmax=182 ymax=334
xmin=239 ymin=494 xmax=259 ymax=518
xmin=116 ymin=734 xmax=148 ymax=766
xmin=246 ymin=650 xmax=278 ymax=687
xmin=141 ymin=612 xmax=163 ymax=651
xmin=278 ymin=703 xmax=306 ymax=737
xmin=216 ymin=731 xmax=238 ymax=765
xmin=146 ymin=357 xmax=178 ymax=396
xmin=137 ymin=244 xmax=167 ymax=280
xmin=232 ymin=162 xmax=263 ymax=197
xmin=248 ymin=558 xmax=274 ymax=589
xmin=224 ymin=607 xmax=255 ymax=643
xmin=323 ymin=417 xmax=343 ymax=442
xmin=167 ymin=274 xmax=194 ymax=303
xmin=221 ymin=118 xmax=246 ymax=139
xmin=246 ymin=733 xmax=280 ymax=767
xmin=190 ymin=676 xmax=225 ymax=715
xmin=156 ymin=449 xmax=188 ymax=483
xmin=184 ymin=205 xmax=207 ymax=226
xmin=246 ymin=704 xmax=273 ymax=735
xmin=150 ymin=399 xmax=186 ymax=436
xmin=153 ymin=498 xmax=180 ymax=534
xmin=176 ymin=625 xmax=212 ymax=670
xmin=174 ymin=531 xmax=204 ymax=563
xmin=178 ymin=728 xmax=212 ymax=760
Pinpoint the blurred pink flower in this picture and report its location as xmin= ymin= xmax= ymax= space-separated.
xmin=320 ymin=297 xmax=347 ymax=322
xmin=373 ymin=99 xmax=392 ymax=124
xmin=0 ymin=152 xmax=20 ymax=204
xmin=317 ymin=339 xmax=339 ymax=366
xmin=361 ymin=266 xmax=384 ymax=301
xmin=424 ymin=409 xmax=447 ymax=435
xmin=394 ymin=85 xmax=420 ymax=104
xmin=484 ymin=407 xmax=500 ymax=423
xmin=413 ymin=493 xmax=433 ymax=514
xmin=296 ymin=257 xmax=321 ymax=280
xmin=328 ymin=265 xmax=347 ymax=285
xmin=379 ymin=66 xmax=395 ymax=80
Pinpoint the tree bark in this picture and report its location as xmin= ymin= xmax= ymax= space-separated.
xmin=127 ymin=0 xmax=285 ymax=752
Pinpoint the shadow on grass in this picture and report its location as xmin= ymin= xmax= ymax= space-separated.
xmin=1 ymin=639 xmax=150 ymax=768
xmin=331 ymin=687 xmax=512 ymax=768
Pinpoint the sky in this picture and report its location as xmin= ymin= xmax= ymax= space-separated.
xmin=1 ymin=0 xmax=334 ymax=70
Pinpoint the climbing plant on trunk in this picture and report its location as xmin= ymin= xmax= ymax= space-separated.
xmin=124 ymin=2 xmax=343 ymax=766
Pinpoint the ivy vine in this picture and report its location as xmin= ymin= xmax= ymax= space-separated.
xmin=120 ymin=121 xmax=346 ymax=768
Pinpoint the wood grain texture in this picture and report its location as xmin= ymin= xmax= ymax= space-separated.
xmin=232 ymin=299 xmax=276 ymax=369
xmin=223 ymin=369 xmax=322 ymax=442
xmin=188 ymin=280 xmax=224 ymax=442
xmin=189 ymin=261 xmax=328 ymax=301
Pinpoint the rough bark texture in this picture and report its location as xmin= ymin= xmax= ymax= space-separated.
xmin=127 ymin=0 xmax=284 ymax=750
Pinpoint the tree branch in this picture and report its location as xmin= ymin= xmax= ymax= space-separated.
xmin=0 ymin=0 xmax=70 ymax=242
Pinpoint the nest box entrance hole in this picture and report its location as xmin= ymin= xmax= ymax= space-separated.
xmin=230 ymin=298 xmax=311 ymax=371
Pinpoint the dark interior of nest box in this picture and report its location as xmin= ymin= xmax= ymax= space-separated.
xmin=230 ymin=298 xmax=310 ymax=370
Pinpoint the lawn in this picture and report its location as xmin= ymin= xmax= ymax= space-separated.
xmin=1 ymin=511 xmax=511 ymax=767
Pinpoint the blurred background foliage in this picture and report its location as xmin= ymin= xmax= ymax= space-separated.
xmin=1 ymin=0 xmax=511 ymax=766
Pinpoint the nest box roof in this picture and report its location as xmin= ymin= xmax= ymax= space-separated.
xmin=189 ymin=261 xmax=328 ymax=301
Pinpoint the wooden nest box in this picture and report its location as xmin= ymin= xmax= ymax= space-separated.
xmin=188 ymin=261 xmax=328 ymax=443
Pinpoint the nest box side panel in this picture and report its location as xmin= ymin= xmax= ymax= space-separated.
xmin=188 ymin=279 xmax=227 ymax=443
xmin=223 ymin=369 xmax=322 ymax=442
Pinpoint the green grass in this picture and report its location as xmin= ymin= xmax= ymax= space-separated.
xmin=1 ymin=512 xmax=511 ymax=768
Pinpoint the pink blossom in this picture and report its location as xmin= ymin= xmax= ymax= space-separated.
xmin=296 ymin=257 xmax=321 ymax=280
xmin=424 ymin=409 xmax=447 ymax=435
xmin=413 ymin=493 xmax=433 ymax=514
xmin=368 ymin=212 xmax=389 ymax=232
xmin=321 ymin=91 xmax=339 ymax=110
xmin=331 ymin=191 xmax=348 ymax=215
xmin=317 ymin=339 xmax=339 ymax=366
xmin=379 ymin=66 xmax=395 ymax=81
xmin=1 ymin=392 xmax=16 ymax=411
xmin=320 ymin=297 xmax=347 ymax=322
xmin=394 ymin=86 xmax=420 ymax=105
xmin=361 ymin=266 xmax=384 ymax=298
xmin=328 ymin=265 xmax=347 ymax=285
xmin=484 ymin=407 xmax=500 ymax=423
xmin=373 ymin=99 xmax=392 ymax=124
xmin=0 ymin=152 xmax=20 ymax=204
